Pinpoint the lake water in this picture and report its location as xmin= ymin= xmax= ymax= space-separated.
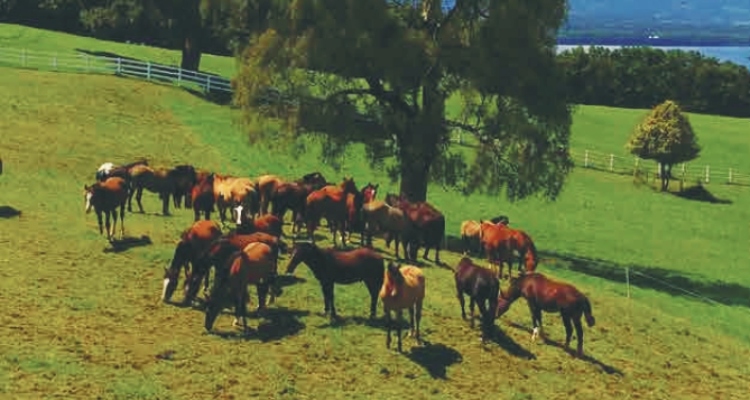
xmin=556 ymin=45 xmax=750 ymax=70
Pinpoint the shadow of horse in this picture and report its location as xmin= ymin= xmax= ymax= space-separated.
xmin=103 ymin=235 xmax=153 ymax=253
xmin=671 ymin=185 xmax=732 ymax=204
xmin=487 ymin=325 xmax=537 ymax=360
xmin=406 ymin=341 xmax=463 ymax=380
xmin=0 ymin=206 xmax=21 ymax=218
xmin=541 ymin=250 xmax=750 ymax=308
xmin=208 ymin=307 xmax=309 ymax=342
xmin=506 ymin=322 xmax=623 ymax=375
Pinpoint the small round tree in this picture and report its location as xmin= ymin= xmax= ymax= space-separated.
xmin=626 ymin=100 xmax=701 ymax=191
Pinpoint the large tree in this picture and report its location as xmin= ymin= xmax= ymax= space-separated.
xmin=233 ymin=0 xmax=574 ymax=202
xmin=627 ymin=99 xmax=701 ymax=191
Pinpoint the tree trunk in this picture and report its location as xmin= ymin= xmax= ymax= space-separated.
xmin=179 ymin=1 xmax=203 ymax=71
xmin=181 ymin=34 xmax=202 ymax=71
xmin=659 ymin=162 xmax=670 ymax=191
xmin=399 ymin=159 xmax=430 ymax=202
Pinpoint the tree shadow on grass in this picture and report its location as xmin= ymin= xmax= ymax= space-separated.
xmin=103 ymin=235 xmax=152 ymax=253
xmin=406 ymin=340 xmax=463 ymax=380
xmin=671 ymin=185 xmax=732 ymax=204
xmin=0 ymin=206 xmax=21 ymax=218
xmin=505 ymin=322 xmax=623 ymax=376
xmin=208 ymin=307 xmax=309 ymax=342
xmin=540 ymin=250 xmax=750 ymax=309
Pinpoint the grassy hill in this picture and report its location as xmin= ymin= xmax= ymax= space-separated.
xmin=1 ymin=24 xmax=749 ymax=399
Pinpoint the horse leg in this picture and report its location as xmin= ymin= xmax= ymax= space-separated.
xmin=96 ymin=210 xmax=104 ymax=236
xmin=111 ymin=209 xmax=118 ymax=240
xmin=320 ymin=282 xmax=332 ymax=316
xmin=408 ymin=306 xmax=415 ymax=338
xmin=457 ymin=288 xmax=467 ymax=320
xmin=394 ymin=233 xmax=401 ymax=259
xmin=476 ymin=297 xmax=490 ymax=341
xmin=119 ymin=203 xmax=125 ymax=238
xmin=562 ymin=313 xmax=574 ymax=353
xmin=385 ymin=309 xmax=392 ymax=349
xmin=396 ymin=309 xmax=404 ymax=352
xmin=161 ymin=192 xmax=170 ymax=216
xmin=257 ymin=283 xmax=269 ymax=313
xmin=573 ymin=316 xmax=585 ymax=357
xmin=415 ymin=300 xmax=423 ymax=344
xmin=366 ymin=280 xmax=379 ymax=320
xmin=105 ymin=211 xmax=112 ymax=241
xmin=529 ymin=303 xmax=542 ymax=342
xmin=469 ymin=297 xmax=476 ymax=327
xmin=136 ymin=187 xmax=146 ymax=213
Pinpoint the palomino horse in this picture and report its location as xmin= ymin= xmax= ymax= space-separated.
xmin=128 ymin=164 xmax=180 ymax=215
xmin=161 ymin=220 xmax=222 ymax=303
xmin=360 ymin=200 xmax=408 ymax=257
xmin=84 ymin=177 xmax=129 ymax=241
xmin=225 ymin=179 xmax=260 ymax=223
xmin=460 ymin=220 xmax=483 ymax=256
xmin=454 ymin=257 xmax=499 ymax=342
xmin=479 ymin=220 xmax=538 ymax=279
xmin=184 ymin=232 xmax=286 ymax=304
xmin=380 ymin=261 xmax=425 ymax=353
xmin=385 ymin=193 xmax=445 ymax=264
xmin=285 ymin=241 xmax=384 ymax=321
xmin=256 ymin=174 xmax=285 ymax=216
xmin=191 ymin=173 xmax=215 ymax=221
xmin=496 ymin=273 xmax=596 ymax=357
xmin=203 ymin=242 xmax=280 ymax=334
xmin=303 ymin=177 xmax=359 ymax=247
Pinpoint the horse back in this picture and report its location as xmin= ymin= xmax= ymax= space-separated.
xmin=240 ymin=242 xmax=275 ymax=283
xmin=329 ymin=247 xmax=384 ymax=282
xmin=185 ymin=220 xmax=222 ymax=243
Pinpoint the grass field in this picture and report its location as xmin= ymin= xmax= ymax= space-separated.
xmin=1 ymin=24 xmax=750 ymax=399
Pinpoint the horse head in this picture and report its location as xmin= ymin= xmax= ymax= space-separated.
xmin=361 ymin=183 xmax=379 ymax=203
xmin=285 ymin=240 xmax=316 ymax=275
xmin=339 ymin=176 xmax=358 ymax=195
xmin=83 ymin=184 xmax=96 ymax=214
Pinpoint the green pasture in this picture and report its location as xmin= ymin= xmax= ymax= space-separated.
xmin=1 ymin=24 xmax=749 ymax=399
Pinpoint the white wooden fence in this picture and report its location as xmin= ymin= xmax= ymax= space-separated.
xmin=0 ymin=47 xmax=233 ymax=94
xmin=573 ymin=148 xmax=750 ymax=186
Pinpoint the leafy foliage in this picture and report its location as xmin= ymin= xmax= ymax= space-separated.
xmin=627 ymin=100 xmax=700 ymax=165
xmin=233 ymin=0 xmax=574 ymax=201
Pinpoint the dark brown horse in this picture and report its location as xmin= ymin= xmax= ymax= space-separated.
xmin=204 ymin=242 xmax=279 ymax=334
xmin=271 ymin=172 xmax=329 ymax=234
xmin=235 ymin=214 xmax=283 ymax=237
xmin=128 ymin=164 xmax=176 ymax=215
xmin=385 ymin=193 xmax=445 ymax=264
xmin=84 ymin=177 xmax=129 ymax=241
xmin=496 ymin=273 xmax=596 ymax=357
xmin=284 ymin=241 xmax=384 ymax=321
xmin=454 ymin=257 xmax=500 ymax=342
xmin=191 ymin=173 xmax=215 ymax=221
xmin=170 ymin=164 xmax=198 ymax=209
xmin=161 ymin=220 xmax=222 ymax=303
xmin=303 ymin=177 xmax=359 ymax=247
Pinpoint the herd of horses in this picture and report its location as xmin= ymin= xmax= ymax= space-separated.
xmin=82 ymin=158 xmax=597 ymax=357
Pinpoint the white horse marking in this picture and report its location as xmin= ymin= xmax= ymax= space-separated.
xmin=234 ymin=205 xmax=244 ymax=224
xmin=161 ymin=278 xmax=171 ymax=301
xmin=532 ymin=326 xmax=540 ymax=341
xmin=85 ymin=192 xmax=93 ymax=213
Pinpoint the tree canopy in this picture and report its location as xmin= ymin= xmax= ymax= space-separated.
xmin=627 ymin=99 xmax=701 ymax=191
xmin=233 ymin=0 xmax=574 ymax=202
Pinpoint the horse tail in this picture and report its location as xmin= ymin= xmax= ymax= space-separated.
xmin=581 ymin=296 xmax=596 ymax=327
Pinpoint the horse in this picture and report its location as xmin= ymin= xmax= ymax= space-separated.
xmin=170 ymin=164 xmax=198 ymax=209
xmin=128 ymin=164 xmax=177 ymax=215
xmin=361 ymin=182 xmax=379 ymax=203
xmin=213 ymin=175 xmax=258 ymax=224
xmin=234 ymin=213 xmax=283 ymax=238
xmin=303 ymin=177 xmax=359 ymax=247
xmin=496 ymin=273 xmax=596 ymax=357
xmin=284 ymin=241 xmax=384 ymax=321
xmin=454 ymin=257 xmax=499 ymax=342
xmin=380 ymin=261 xmax=425 ymax=353
xmin=225 ymin=179 xmax=260 ymax=223
xmin=161 ymin=220 xmax=222 ymax=303
xmin=95 ymin=159 xmax=148 ymax=182
xmin=184 ymin=232 xmax=286 ymax=304
xmin=360 ymin=200 xmax=408 ymax=257
xmin=191 ymin=173 xmax=215 ymax=221
xmin=256 ymin=174 xmax=286 ymax=216
xmin=203 ymin=242 xmax=280 ymax=334
xmin=385 ymin=193 xmax=445 ymax=264
xmin=460 ymin=220 xmax=483 ymax=256
xmin=84 ymin=177 xmax=129 ymax=241
xmin=479 ymin=220 xmax=538 ymax=279
xmin=490 ymin=215 xmax=510 ymax=225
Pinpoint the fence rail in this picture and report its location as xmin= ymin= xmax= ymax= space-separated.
xmin=0 ymin=47 xmax=233 ymax=94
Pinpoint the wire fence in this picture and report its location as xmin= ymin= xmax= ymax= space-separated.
xmin=0 ymin=47 xmax=233 ymax=95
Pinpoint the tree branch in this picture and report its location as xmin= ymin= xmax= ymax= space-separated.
xmin=365 ymin=77 xmax=418 ymax=117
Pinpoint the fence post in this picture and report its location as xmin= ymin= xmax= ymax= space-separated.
xmin=146 ymin=61 xmax=152 ymax=80
xmin=609 ymin=154 xmax=614 ymax=172
xmin=705 ymin=165 xmax=710 ymax=183
xmin=729 ymin=168 xmax=733 ymax=184
xmin=584 ymin=150 xmax=589 ymax=168
xmin=177 ymin=67 xmax=182 ymax=84
xmin=633 ymin=157 xmax=640 ymax=178
xmin=206 ymin=75 xmax=212 ymax=93
xmin=625 ymin=267 xmax=631 ymax=299
xmin=116 ymin=58 xmax=122 ymax=75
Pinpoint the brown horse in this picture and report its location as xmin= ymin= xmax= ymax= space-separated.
xmin=360 ymin=200 xmax=408 ymax=257
xmin=460 ymin=220 xmax=483 ymax=256
xmin=84 ymin=177 xmax=129 ymax=241
xmin=161 ymin=220 xmax=222 ymax=303
xmin=191 ymin=173 xmax=215 ymax=221
xmin=284 ymin=241 xmax=384 ymax=321
xmin=170 ymin=164 xmax=198 ymax=209
xmin=183 ymin=232 xmax=286 ymax=304
xmin=496 ymin=273 xmax=596 ymax=357
xmin=271 ymin=172 xmax=329 ymax=234
xmin=226 ymin=179 xmax=260 ymax=223
xmin=128 ymin=164 xmax=176 ymax=215
xmin=385 ymin=193 xmax=445 ymax=264
xmin=303 ymin=177 xmax=359 ymax=247
xmin=95 ymin=159 xmax=148 ymax=182
xmin=479 ymin=220 xmax=538 ymax=279
xmin=380 ymin=261 xmax=425 ymax=352
xmin=234 ymin=214 xmax=283 ymax=238
xmin=454 ymin=257 xmax=499 ymax=341
xmin=204 ymin=242 xmax=279 ymax=334
xmin=256 ymin=174 xmax=285 ymax=216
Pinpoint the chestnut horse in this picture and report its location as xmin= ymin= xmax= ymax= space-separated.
xmin=303 ymin=177 xmax=359 ymax=247
xmin=162 ymin=220 xmax=222 ymax=303
xmin=234 ymin=214 xmax=283 ymax=238
xmin=256 ymin=174 xmax=286 ymax=216
xmin=284 ymin=241 xmax=384 ymax=321
xmin=84 ymin=177 xmax=129 ymax=241
xmin=454 ymin=257 xmax=499 ymax=342
xmin=191 ymin=173 xmax=215 ymax=221
xmin=270 ymin=172 xmax=328 ymax=233
xmin=496 ymin=273 xmax=596 ymax=357
xmin=204 ymin=242 xmax=279 ymax=334
xmin=479 ymin=220 xmax=538 ymax=279
xmin=385 ymin=193 xmax=445 ymax=264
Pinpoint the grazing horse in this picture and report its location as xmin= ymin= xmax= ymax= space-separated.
xmin=479 ymin=220 xmax=538 ymax=278
xmin=84 ymin=177 xmax=129 ymax=241
xmin=170 ymin=164 xmax=198 ymax=209
xmin=454 ymin=257 xmax=499 ymax=341
xmin=184 ymin=232 xmax=286 ymax=304
xmin=128 ymin=164 xmax=176 ymax=215
xmin=191 ymin=173 xmax=215 ymax=221
xmin=161 ymin=220 xmax=222 ymax=303
xmin=256 ymin=174 xmax=285 ymax=216
xmin=360 ymin=200 xmax=408 ymax=257
xmin=203 ymin=242 xmax=279 ymax=334
xmin=460 ymin=220 xmax=483 ymax=256
xmin=96 ymin=159 xmax=148 ymax=184
xmin=385 ymin=193 xmax=445 ymax=264
xmin=303 ymin=177 xmax=359 ymax=247
xmin=234 ymin=213 xmax=283 ymax=238
xmin=496 ymin=273 xmax=596 ymax=357
xmin=284 ymin=241 xmax=384 ymax=321
xmin=380 ymin=261 xmax=425 ymax=352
